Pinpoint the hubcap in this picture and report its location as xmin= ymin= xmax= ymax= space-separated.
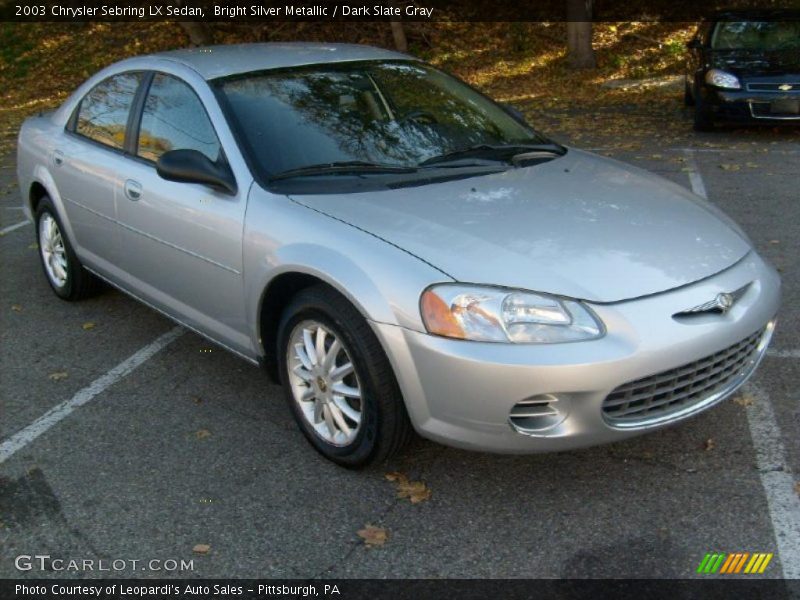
xmin=39 ymin=213 xmax=68 ymax=288
xmin=287 ymin=320 xmax=363 ymax=446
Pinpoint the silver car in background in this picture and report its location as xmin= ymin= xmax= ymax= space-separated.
xmin=17 ymin=43 xmax=780 ymax=467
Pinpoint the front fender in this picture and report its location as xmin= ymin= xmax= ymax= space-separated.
xmin=243 ymin=186 xmax=452 ymax=356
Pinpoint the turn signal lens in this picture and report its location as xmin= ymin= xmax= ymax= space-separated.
xmin=420 ymin=289 xmax=466 ymax=339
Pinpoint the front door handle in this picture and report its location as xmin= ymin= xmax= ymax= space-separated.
xmin=124 ymin=179 xmax=142 ymax=201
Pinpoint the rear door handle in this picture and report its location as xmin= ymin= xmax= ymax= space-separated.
xmin=124 ymin=179 xmax=142 ymax=201
xmin=53 ymin=150 xmax=64 ymax=167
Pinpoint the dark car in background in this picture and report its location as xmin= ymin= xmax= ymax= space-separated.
xmin=685 ymin=12 xmax=800 ymax=130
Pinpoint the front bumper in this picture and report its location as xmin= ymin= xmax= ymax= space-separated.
xmin=704 ymin=84 xmax=800 ymax=122
xmin=372 ymin=251 xmax=780 ymax=453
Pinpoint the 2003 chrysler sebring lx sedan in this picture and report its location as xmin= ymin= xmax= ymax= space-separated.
xmin=17 ymin=43 xmax=780 ymax=467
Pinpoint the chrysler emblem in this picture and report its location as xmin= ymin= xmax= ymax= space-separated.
xmin=715 ymin=292 xmax=734 ymax=313
xmin=676 ymin=286 xmax=748 ymax=316
xmin=779 ymin=84 xmax=793 ymax=91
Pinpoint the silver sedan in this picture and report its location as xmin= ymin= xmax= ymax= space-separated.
xmin=17 ymin=43 xmax=780 ymax=466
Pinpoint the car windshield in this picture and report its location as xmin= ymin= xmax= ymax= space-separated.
xmin=712 ymin=20 xmax=800 ymax=50
xmin=215 ymin=60 xmax=552 ymax=180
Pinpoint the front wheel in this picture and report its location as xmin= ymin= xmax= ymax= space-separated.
xmin=684 ymin=79 xmax=695 ymax=106
xmin=277 ymin=285 xmax=412 ymax=468
xmin=693 ymin=85 xmax=714 ymax=131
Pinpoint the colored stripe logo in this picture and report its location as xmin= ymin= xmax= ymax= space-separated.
xmin=697 ymin=552 xmax=773 ymax=574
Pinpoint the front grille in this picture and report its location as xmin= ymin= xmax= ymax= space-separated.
xmin=602 ymin=328 xmax=765 ymax=427
xmin=746 ymin=82 xmax=800 ymax=92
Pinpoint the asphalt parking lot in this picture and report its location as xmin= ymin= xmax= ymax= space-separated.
xmin=1 ymin=122 xmax=799 ymax=581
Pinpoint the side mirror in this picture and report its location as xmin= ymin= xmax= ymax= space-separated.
xmin=687 ymin=39 xmax=702 ymax=50
xmin=500 ymin=102 xmax=528 ymax=125
xmin=156 ymin=149 xmax=237 ymax=195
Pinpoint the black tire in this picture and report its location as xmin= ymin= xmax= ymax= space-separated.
xmin=684 ymin=79 xmax=695 ymax=106
xmin=277 ymin=284 xmax=412 ymax=468
xmin=692 ymin=85 xmax=714 ymax=131
xmin=35 ymin=196 xmax=100 ymax=301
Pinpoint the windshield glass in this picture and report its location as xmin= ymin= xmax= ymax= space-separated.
xmin=215 ymin=60 xmax=549 ymax=179
xmin=712 ymin=21 xmax=800 ymax=50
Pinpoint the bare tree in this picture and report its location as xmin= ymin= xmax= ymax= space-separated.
xmin=566 ymin=0 xmax=596 ymax=69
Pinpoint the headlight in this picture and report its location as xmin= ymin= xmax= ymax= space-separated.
xmin=420 ymin=284 xmax=604 ymax=344
xmin=705 ymin=69 xmax=741 ymax=89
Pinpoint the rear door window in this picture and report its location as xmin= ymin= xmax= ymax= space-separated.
xmin=75 ymin=72 xmax=143 ymax=150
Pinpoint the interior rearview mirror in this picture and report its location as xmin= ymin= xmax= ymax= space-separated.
xmin=156 ymin=149 xmax=237 ymax=195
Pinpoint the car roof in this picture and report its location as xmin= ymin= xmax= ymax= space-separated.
xmin=148 ymin=42 xmax=416 ymax=80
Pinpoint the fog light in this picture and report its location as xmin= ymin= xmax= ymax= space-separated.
xmin=508 ymin=394 xmax=569 ymax=434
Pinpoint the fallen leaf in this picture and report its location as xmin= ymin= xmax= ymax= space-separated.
xmin=195 ymin=429 xmax=211 ymax=440
xmin=734 ymin=393 xmax=754 ymax=407
xmin=192 ymin=544 xmax=210 ymax=554
xmin=28 ymin=242 xmax=38 ymax=249
xmin=704 ymin=438 xmax=715 ymax=451
xmin=192 ymin=396 xmax=203 ymax=405
xmin=82 ymin=322 xmax=95 ymax=330
xmin=746 ymin=162 xmax=758 ymax=168
xmin=794 ymin=482 xmax=800 ymax=497
xmin=48 ymin=371 xmax=68 ymax=381
xmin=719 ymin=164 xmax=740 ymax=171
xmin=768 ymin=240 xmax=780 ymax=245
xmin=385 ymin=471 xmax=408 ymax=484
xmin=386 ymin=472 xmax=431 ymax=504
xmin=11 ymin=304 xmax=22 ymax=312
xmin=357 ymin=525 xmax=388 ymax=547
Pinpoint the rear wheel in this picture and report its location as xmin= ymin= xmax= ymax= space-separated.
xmin=35 ymin=196 xmax=100 ymax=300
xmin=277 ymin=285 xmax=412 ymax=467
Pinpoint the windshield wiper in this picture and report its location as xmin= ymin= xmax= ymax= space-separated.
xmin=269 ymin=161 xmax=417 ymax=181
xmin=419 ymin=143 xmax=566 ymax=167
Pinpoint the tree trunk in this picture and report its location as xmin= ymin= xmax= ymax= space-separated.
xmin=175 ymin=0 xmax=213 ymax=47
xmin=178 ymin=22 xmax=214 ymax=46
xmin=390 ymin=21 xmax=408 ymax=52
xmin=566 ymin=0 xmax=596 ymax=69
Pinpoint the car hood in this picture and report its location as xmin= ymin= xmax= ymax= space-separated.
xmin=709 ymin=48 xmax=800 ymax=75
xmin=289 ymin=149 xmax=751 ymax=303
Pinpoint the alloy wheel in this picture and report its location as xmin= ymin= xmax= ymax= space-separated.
xmin=39 ymin=213 xmax=68 ymax=288
xmin=286 ymin=320 xmax=363 ymax=446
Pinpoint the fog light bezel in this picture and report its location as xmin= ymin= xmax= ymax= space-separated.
xmin=508 ymin=394 xmax=570 ymax=435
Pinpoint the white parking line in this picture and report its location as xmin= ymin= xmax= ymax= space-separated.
xmin=0 ymin=219 xmax=29 ymax=236
xmin=767 ymin=348 xmax=800 ymax=359
xmin=744 ymin=384 xmax=800 ymax=580
xmin=0 ymin=326 xmax=184 ymax=464
xmin=684 ymin=149 xmax=800 ymax=580
xmin=682 ymin=149 xmax=708 ymax=199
